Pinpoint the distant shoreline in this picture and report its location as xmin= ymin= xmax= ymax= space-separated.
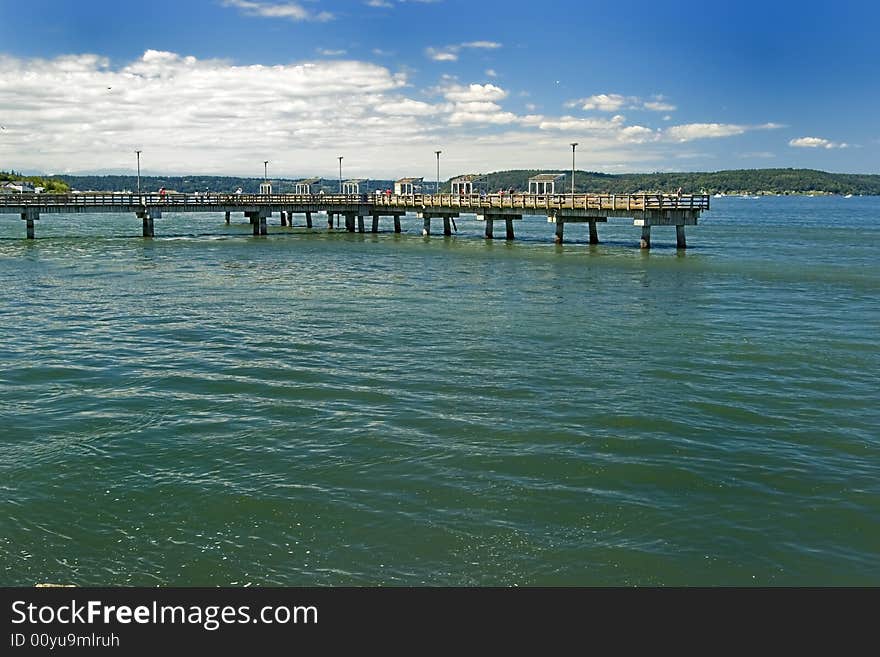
xmin=4 ymin=168 xmax=880 ymax=196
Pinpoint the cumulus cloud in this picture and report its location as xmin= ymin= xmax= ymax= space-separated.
xmin=664 ymin=122 xmax=781 ymax=142
xmin=567 ymin=93 xmax=677 ymax=113
xmin=789 ymin=136 xmax=848 ymax=149
xmin=0 ymin=50 xmax=788 ymax=177
xmin=222 ymin=0 xmax=333 ymax=22
xmin=426 ymin=41 xmax=501 ymax=62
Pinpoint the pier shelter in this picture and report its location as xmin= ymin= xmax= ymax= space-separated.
xmin=451 ymin=174 xmax=488 ymax=195
xmin=394 ymin=177 xmax=423 ymax=195
xmin=528 ymin=173 xmax=565 ymax=194
xmin=342 ymin=179 xmax=366 ymax=195
xmin=295 ymin=178 xmax=321 ymax=195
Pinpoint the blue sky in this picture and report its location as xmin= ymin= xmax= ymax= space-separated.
xmin=0 ymin=0 xmax=877 ymax=178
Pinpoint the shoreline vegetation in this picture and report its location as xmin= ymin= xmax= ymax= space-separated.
xmin=3 ymin=168 xmax=878 ymax=196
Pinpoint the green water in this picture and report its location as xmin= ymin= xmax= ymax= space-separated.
xmin=1 ymin=196 xmax=878 ymax=585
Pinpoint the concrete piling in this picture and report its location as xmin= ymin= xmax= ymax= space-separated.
xmin=676 ymin=224 xmax=687 ymax=249
xmin=554 ymin=220 xmax=564 ymax=244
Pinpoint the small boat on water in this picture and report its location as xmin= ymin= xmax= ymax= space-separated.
xmin=844 ymin=194 xmax=853 ymax=198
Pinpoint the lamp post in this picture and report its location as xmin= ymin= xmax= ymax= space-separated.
xmin=435 ymin=150 xmax=442 ymax=195
xmin=338 ymin=156 xmax=343 ymax=194
xmin=135 ymin=150 xmax=142 ymax=195
xmin=263 ymin=160 xmax=269 ymax=182
xmin=570 ymin=143 xmax=578 ymax=195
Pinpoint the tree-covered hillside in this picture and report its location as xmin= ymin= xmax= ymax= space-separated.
xmin=478 ymin=169 xmax=880 ymax=195
xmin=0 ymin=170 xmax=70 ymax=193
xmin=46 ymin=168 xmax=880 ymax=195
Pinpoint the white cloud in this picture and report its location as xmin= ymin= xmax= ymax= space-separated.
xmin=460 ymin=41 xmax=501 ymax=50
xmin=425 ymin=40 xmax=502 ymax=62
xmin=567 ymin=93 xmax=677 ymax=113
xmin=426 ymin=48 xmax=458 ymax=62
xmin=643 ymin=100 xmax=676 ymax=111
xmin=316 ymin=49 xmax=346 ymax=56
xmin=0 ymin=50 xmax=791 ymax=178
xmin=366 ymin=0 xmax=393 ymax=7
xmin=664 ymin=122 xmax=781 ymax=142
xmin=442 ymin=83 xmax=507 ymax=103
xmin=485 ymin=69 xmax=498 ymax=78
xmin=222 ymin=0 xmax=333 ymax=22
xmin=574 ymin=94 xmax=630 ymax=112
xmin=789 ymin=136 xmax=848 ymax=149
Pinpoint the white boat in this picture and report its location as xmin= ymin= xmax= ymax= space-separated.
xmin=844 ymin=194 xmax=853 ymax=198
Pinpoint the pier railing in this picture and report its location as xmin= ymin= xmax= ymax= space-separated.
xmin=0 ymin=192 xmax=710 ymax=212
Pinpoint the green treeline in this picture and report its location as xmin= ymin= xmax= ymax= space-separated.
xmin=480 ymin=168 xmax=880 ymax=195
xmin=26 ymin=168 xmax=880 ymax=195
xmin=0 ymin=170 xmax=70 ymax=193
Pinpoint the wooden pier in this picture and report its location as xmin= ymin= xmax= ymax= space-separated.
xmin=0 ymin=192 xmax=709 ymax=248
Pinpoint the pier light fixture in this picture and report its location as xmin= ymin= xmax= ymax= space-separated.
xmin=435 ymin=150 xmax=442 ymax=195
xmin=263 ymin=160 xmax=269 ymax=182
xmin=570 ymin=143 xmax=578 ymax=195
xmin=135 ymin=150 xmax=142 ymax=195
xmin=338 ymin=156 xmax=343 ymax=194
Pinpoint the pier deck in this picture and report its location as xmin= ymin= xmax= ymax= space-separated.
xmin=0 ymin=192 xmax=709 ymax=247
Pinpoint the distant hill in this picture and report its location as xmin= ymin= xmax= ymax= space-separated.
xmin=55 ymin=175 xmax=394 ymax=195
xmin=0 ymin=170 xmax=70 ymax=193
xmin=52 ymin=168 xmax=880 ymax=195
xmin=480 ymin=168 xmax=880 ymax=195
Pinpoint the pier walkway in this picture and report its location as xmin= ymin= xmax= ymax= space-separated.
xmin=0 ymin=192 xmax=709 ymax=248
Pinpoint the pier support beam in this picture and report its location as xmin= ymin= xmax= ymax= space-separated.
xmin=136 ymin=209 xmax=160 ymax=238
xmin=305 ymin=212 xmax=313 ymax=228
xmin=225 ymin=211 xmax=231 ymax=225
xmin=344 ymin=213 xmax=356 ymax=232
xmin=477 ymin=213 xmax=521 ymax=240
xmin=676 ymin=224 xmax=686 ymax=249
xmin=327 ymin=212 xmax=335 ymax=229
xmin=280 ymin=211 xmax=288 ymax=227
xmin=21 ymin=211 xmax=39 ymax=239
xmin=640 ymin=225 xmax=651 ymax=249
xmin=417 ymin=211 xmax=458 ymax=238
xmin=245 ymin=211 xmax=268 ymax=236
xmin=589 ymin=220 xmax=599 ymax=245
xmin=554 ymin=220 xmax=564 ymax=244
xmin=372 ymin=216 xmax=379 ymax=233
xmin=393 ymin=215 xmax=402 ymax=233
xmin=357 ymin=215 xmax=365 ymax=233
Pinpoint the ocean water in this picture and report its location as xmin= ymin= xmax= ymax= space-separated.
xmin=1 ymin=196 xmax=878 ymax=586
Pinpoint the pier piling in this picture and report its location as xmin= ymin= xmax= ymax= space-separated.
xmin=225 ymin=211 xmax=230 ymax=225
xmin=485 ymin=219 xmax=494 ymax=239
xmin=372 ymin=216 xmax=379 ymax=233
xmin=554 ymin=220 xmax=564 ymax=244
xmin=357 ymin=215 xmax=365 ymax=233
xmin=422 ymin=217 xmax=431 ymax=236
xmin=676 ymin=225 xmax=687 ymax=249
xmin=305 ymin=212 xmax=313 ymax=228
xmin=589 ymin=220 xmax=599 ymax=244
xmin=505 ymin=218 xmax=515 ymax=240
xmin=393 ymin=215 xmax=402 ymax=233
xmin=21 ymin=211 xmax=38 ymax=239
xmin=640 ymin=225 xmax=651 ymax=249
